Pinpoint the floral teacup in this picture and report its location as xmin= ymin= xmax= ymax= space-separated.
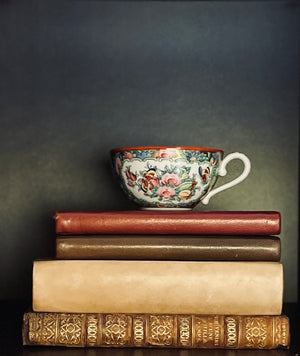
xmin=111 ymin=146 xmax=251 ymax=210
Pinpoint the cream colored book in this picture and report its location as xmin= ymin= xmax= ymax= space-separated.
xmin=32 ymin=260 xmax=283 ymax=315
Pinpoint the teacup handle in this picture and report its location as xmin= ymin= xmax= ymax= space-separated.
xmin=201 ymin=152 xmax=251 ymax=205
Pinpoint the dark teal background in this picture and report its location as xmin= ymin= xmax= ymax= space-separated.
xmin=0 ymin=1 xmax=299 ymax=301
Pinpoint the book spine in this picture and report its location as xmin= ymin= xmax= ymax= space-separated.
xmin=32 ymin=260 xmax=283 ymax=315
xmin=22 ymin=312 xmax=290 ymax=349
xmin=55 ymin=236 xmax=281 ymax=261
xmin=54 ymin=211 xmax=281 ymax=235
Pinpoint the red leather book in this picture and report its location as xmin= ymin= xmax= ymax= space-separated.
xmin=55 ymin=210 xmax=281 ymax=235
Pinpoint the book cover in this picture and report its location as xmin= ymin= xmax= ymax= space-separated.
xmin=23 ymin=311 xmax=290 ymax=349
xmin=32 ymin=260 xmax=283 ymax=315
xmin=56 ymin=235 xmax=281 ymax=261
xmin=55 ymin=210 xmax=281 ymax=235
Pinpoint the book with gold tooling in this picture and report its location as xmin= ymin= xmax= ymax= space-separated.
xmin=22 ymin=312 xmax=290 ymax=349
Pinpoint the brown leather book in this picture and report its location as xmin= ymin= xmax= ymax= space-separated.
xmin=56 ymin=235 xmax=281 ymax=261
xmin=32 ymin=260 xmax=283 ymax=315
xmin=22 ymin=311 xmax=290 ymax=349
xmin=55 ymin=210 xmax=281 ymax=235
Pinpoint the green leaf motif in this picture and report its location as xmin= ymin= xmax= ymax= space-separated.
xmin=176 ymin=180 xmax=194 ymax=192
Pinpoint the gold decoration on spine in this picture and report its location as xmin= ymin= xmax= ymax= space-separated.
xmin=245 ymin=317 xmax=267 ymax=349
xmin=27 ymin=312 xmax=42 ymax=344
xmin=57 ymin=313 xmax=83 ymax=346
xmin=22 ymin=312 xmax=290 ymax=349
xmin=274 ymin=315 xmax=289 ymax=347
xmin=178 ymin=316 xmax=192 ymax=347
xmin=41 ymin=313 xmax=58 ymax=345
xmin=133 ymin=315 xmax=145 ymax=346
xmin=225 ymin=316 xmax=238 ymax=348
xmin=86 ymin=314 xmax=98 ymax=347
xmin=149 ymin=315 xmax=174 ymax=346
xmin=103 ymin=314 xmax=129 ymax=345
xmin=280 ymin=317 xmax=289 ymax=346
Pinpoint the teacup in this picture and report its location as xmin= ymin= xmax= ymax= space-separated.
xmin=111 ymin=146 xmax=251 ymax=210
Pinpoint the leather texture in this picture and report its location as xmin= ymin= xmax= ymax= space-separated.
xmin=56 ymin=235 xmax=281 ymax=261
xmin=23 ymin=311 xmax=290 ymax=349
xmin=55 ymin=210 xmax=281 ymax=235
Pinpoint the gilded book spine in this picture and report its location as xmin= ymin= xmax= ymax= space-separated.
xmin=22 ymin=312 xmax=290 ymax=349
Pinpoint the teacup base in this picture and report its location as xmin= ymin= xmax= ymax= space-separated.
xmin=141 ymin=207 xmax=192 ymax=211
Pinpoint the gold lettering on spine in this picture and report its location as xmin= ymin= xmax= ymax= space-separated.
xmin=214 ymin=316 xmax=221 ymax=347
xmin=86 ymin=314 xmax=98 ymax=346
xmin=178 ymin=316 xmax=191 ymax=347
xmin=225 ymin=317 xmax=238 ymax=348
xmin=195 ymin=317 xmax=219 ymax=348
xmin=133 ymin=316 xmax=145 ymax=346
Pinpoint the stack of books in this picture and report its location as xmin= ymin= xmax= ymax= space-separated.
xmin=22 ymin=210 xmax=290 ymax=349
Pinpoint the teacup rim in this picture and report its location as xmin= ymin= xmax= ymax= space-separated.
xmin=111 ymin=146 xmax=224 ymax=153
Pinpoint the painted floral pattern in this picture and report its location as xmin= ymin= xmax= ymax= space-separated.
xmin=112 ymin=148 xmax=221 ymax=208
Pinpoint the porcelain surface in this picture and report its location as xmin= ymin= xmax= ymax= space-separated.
xmin=111 ymin=147 xmax=230 ymax=209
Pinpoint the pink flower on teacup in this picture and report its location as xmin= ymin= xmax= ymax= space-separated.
xmin=157 ymin=186 xmax=175 ymax=199
xmin=150 ymin=177 xmax=160 ymax=186
xmin=141 ymin=178 xmax=160 ymax=192
xmin=161 ymin=173 xmax=181 ymax=186
xmin=124 ymin=152 xmax=133 ymax=159
xmin=154 ymin=149 xmax=175 ymax=159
